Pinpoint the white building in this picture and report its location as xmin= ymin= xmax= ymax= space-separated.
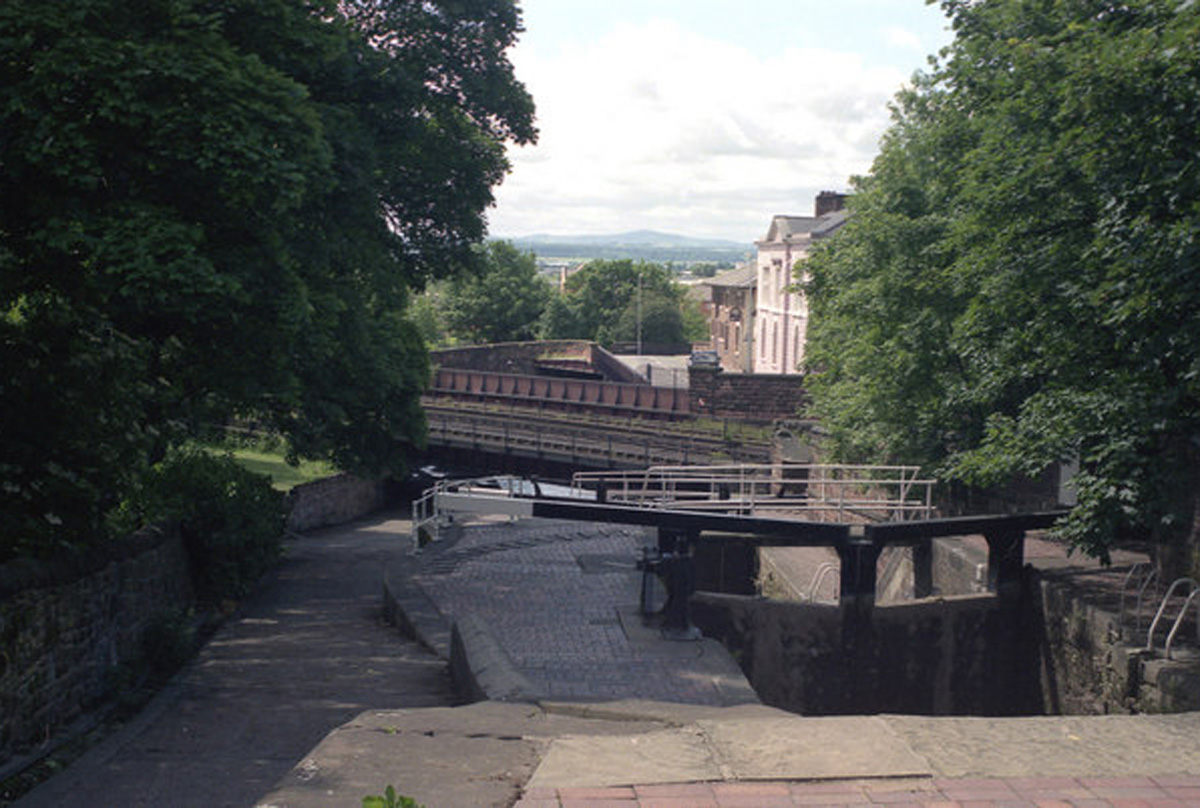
xmin=754 ymin=192 xmax=848 ymax=374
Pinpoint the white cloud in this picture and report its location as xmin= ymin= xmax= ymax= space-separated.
xmin=488 ymin=18 xmax=914 ymax=242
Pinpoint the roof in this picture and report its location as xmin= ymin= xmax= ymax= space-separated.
xmin=812 ymin=208 xmax=850 ymax=237
xmin=758 ymin=209 xmax=850 ymax=244
xmin=704 ymin=263 xmax=757 ymax=289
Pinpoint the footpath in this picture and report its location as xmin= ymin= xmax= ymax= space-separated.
xmin=17 ymin=511 xmax=1200 ymax=808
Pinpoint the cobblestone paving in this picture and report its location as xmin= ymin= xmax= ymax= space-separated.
xmin=413 ymin=518 xmax=748 ymax=705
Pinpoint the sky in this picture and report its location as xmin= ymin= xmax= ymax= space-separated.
xmin=486 ymin=0 xmax=955 ymax=244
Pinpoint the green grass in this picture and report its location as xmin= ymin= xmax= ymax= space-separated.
xmin=225 ymin=448 xmax=338 ymax=491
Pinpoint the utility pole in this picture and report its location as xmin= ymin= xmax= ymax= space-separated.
xmin=636 ymin=270 xmax=643 ymax=355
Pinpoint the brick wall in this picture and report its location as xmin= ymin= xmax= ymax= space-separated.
xmin=688 ymin=366 xmax=807 ymax=422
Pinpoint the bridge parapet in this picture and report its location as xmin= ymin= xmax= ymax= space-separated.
xmin=429 ymin=367 xmax=691 ymax=418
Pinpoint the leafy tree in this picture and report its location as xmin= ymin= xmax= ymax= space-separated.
xmin=544 ymin=260 xmax=686 ymax=346
xmin=612 ymin=289 xmax=684 ymax=346
xmin=407 ymin=288 xmax=449 ymax=349
xmin=804 ymin=0 xmax=1200 ymax=572
xmin=443 ymin=241 xmax=551 ymax=344
xmin=0 ymin=0 xmax=534 ymax=555
xmin=538 ymin=293 xmax=587 ymax=341
xmin=680 ymin=295 xmax=714 ymax=343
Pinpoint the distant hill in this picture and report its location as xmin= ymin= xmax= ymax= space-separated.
xmin=500 ymin=230 xmax=753 ymax=265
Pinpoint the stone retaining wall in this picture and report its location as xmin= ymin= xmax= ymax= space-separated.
xmin=0 ymin=527 xmax=194 ymax=765
xmin=1 ymin=473 xmax=387 ymax=768
xmin=285 ymin=473 xmax=387 ymax=533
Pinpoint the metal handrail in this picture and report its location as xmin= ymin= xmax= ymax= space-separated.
xmin=807 ymin=562 xmax=839 ymax=602
xmin=571 ymin=463 xmax=936 ymax=523
xmin=1118 ymin=562 xmax=1158 ymax=642
xmin=1164 ymin=589 xmax=1200 ymax=661
xmin=1146 ymin=577 xmax=1199 ymax=656
xmin=410 ymin=475 xmax=540 ymax=549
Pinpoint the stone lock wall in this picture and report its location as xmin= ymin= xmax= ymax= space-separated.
xmin=1031 ymin=570 xmax=1200 ymax=715
xmin=0 ymin=527 xmax=195 ymax=764
xmin=691 ymin=591 xmax=1044 ymax=716
xmin=692 ymin=548 xmax=1200 ymax=718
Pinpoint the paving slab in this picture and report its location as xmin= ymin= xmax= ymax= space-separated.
xmin=526 ymin=715 xmax=931 ymax=790
xmin=257 ymin=700 xmax=752 ymax=808
xmin=884 ymin=712 xmax=1200 ymax=778
xmin=525 ymin=726 xmax=721 ymax=791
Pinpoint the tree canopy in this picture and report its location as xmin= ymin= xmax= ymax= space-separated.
xmin=803 ymin=0 xmax=1200 ymax=569
xmin=0 ymin=0 xmax=534 ymax=554
xmin=442 ymin=241 xmax=551 ymax=344
xmin=543 ymin=259 xmax=700 ymax=347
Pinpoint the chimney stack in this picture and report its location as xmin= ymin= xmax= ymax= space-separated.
xmin=815 ymin=191 xmax=848 ymax=217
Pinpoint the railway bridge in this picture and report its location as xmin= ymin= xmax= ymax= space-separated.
xmin=420 ymin=401 xmax=778 ymax=474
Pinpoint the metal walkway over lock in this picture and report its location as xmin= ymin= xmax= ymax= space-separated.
xmin=412 ymin=464 xmax=1064 ymax=637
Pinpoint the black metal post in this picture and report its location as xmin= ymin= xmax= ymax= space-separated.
xmin=657 ymin=527 xmax=701 ymax=640
xmin=984 ymin=529 xmax=1026 ymax=600
xmin=913 ymin=541 xmax=933 ymax=599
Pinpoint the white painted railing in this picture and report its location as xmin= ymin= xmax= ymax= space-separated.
xmin=570 ymin=463 xmax=936 ymax=523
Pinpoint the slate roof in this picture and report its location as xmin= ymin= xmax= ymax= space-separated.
xmin=705 ymin=263 xmax=757 ymax=289
xmin=759 ymin=209 xmax=849 ymax=244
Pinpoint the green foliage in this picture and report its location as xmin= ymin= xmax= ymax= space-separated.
xmin=222 ymin=447 xmax=338 ymax=492
xmin=0 ymin=0 xmax=534 ymax=553
xmin=443 ymin=241 xmax=551 ymax=344
xmin=543 ymin=259 xmax=690 ymax=346
xmin=407 ymin=287 xmax=450 ymax=348
xmin=363 ymin=785 xmax=423 ymax=808
xmin=123 ymin=449 xmax=286 ymax=606
xmin=804 ymin=0 xmax=1200 ymax=564
xmin=612 ymin=289 xmax=684 ymax=345
xmin=0 ymin=301 xmax=155 ymax=561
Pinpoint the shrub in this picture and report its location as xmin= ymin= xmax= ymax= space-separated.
xmin=131 ymin=448 xmax=286 ymax=606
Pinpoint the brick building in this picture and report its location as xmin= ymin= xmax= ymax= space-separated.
xmin=753 ymin=191 xmax=849 ymax=374
xmin=703 ymin=263 xmax=757 ymax=372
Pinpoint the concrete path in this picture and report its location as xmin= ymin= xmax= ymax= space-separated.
xmin=15 ymin=518 xmax=454 ymax=808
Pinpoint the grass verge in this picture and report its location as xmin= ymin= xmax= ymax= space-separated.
xmin=220 ymin=448 xmax=338 ymax=491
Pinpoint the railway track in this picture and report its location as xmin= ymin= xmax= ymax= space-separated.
xmin=422 ymin=402 xmax=772 ymax=468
